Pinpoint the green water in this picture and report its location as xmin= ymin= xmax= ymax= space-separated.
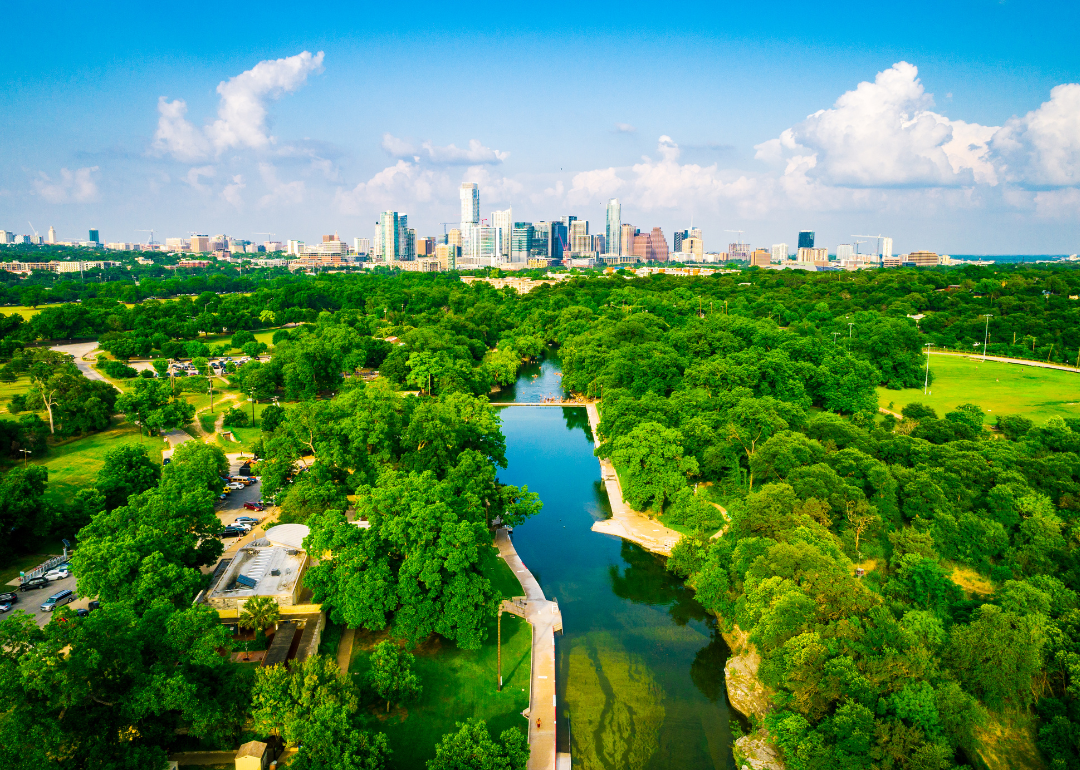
xmin=494 ymin=356 xmax=736 ymax=770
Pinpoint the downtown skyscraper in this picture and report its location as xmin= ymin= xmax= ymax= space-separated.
xmin=606 ymin=198 xmax=621 ymax=257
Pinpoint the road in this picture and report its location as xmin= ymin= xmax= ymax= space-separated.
xmin=49 ymin=341 xmax=106 ymax=382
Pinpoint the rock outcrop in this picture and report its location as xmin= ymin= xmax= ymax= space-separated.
xmin=723 ymin=626 xmax=786 ymax=770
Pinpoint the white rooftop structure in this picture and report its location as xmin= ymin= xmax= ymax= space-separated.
xmin=264 ymin=523 xmax=309 ymax=550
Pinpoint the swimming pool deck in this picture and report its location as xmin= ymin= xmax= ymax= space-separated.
xmin=495 ymin=526 xmax=561 ymax=770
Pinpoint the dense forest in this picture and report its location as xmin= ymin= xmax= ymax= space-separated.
xmin=0 ymin=262 xmax=1079 ymax=768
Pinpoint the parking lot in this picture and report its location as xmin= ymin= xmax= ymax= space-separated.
xmin=1 ymin=572 xmax=86 ymax=628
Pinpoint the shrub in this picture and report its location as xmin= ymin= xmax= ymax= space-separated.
xmin=222 ymin=407 xmax=249 ymax=428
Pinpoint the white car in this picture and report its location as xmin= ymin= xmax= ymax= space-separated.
xmin=228 ymin=482 xmax=246 ymax=491
xmin=0 ymin=603 xmax=12 ymax=613
xmin=229 ymin=522 xmax=252 ymax=532
xmin=44 ymin=568 xmax=70 ymax=581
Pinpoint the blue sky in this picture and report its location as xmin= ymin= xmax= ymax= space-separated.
xmin=3 ymin=0 xmax=1080 ymax=254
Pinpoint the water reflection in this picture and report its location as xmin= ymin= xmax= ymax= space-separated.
xmin=608 ymin=540 xmax=709 ymax=627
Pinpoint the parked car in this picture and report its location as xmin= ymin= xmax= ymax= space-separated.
xmin=19 ymin=576 xmax=49 ymax=592
xmin=242 ymin=502 xmax=265 ymax=511
xmin=76 ymin=600 xmax=100 ymax=618
xmin=0 ymin=603 xmax=13 ymax=613
xmin=218 ymin=528 xmax=243 ymax=538
xmin=163 ymin=457 xmax=171 ymax=465
xmin=0 ymin=591 xmax=18 ymax=604
xmin=41 ymin=589 xmax=75 ymax=612
xmin=228 ymin=482 xmax=246 ymax=491
xmin=45 ymin=567 xmax=70 ymax=581
xmin=218 ymin=493 xmax=228 ymax=501
xmin=229 ymin=522 xmax=252 ymax=532
xmin=234 ymin=516 xmax=260 ymax=524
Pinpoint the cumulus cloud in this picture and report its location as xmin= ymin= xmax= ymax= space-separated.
xmin=185 ymin=165 xmax=216 ymax=193
xmin=755 ymin=62 xmax=998 ymax=188
xmin=152 ymin=51 xmax=324 ymax=162
xmin=381 ymin=133 xmax=508 ymax=165
xmin=33 ymin=166 xmax=100 ymax=203
xmin=991 ymin=83 xmax=1080 ymax=188
xmin=614 ymin=123 xmax=636 ymax=133
xmin=336 ymin=160 xmax=441 ymax=215
xmin=222 ymin=174 xmax=245 ymax=207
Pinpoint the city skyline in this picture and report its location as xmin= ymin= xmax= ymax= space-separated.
xmin=3 ymin=1 xmax=1080 ymax=253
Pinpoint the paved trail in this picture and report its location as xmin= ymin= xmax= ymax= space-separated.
xmin=495 ymin=527 xmax=559 ymax=770
xmin=49 ymin=341 xmax=107 ymax=382
xmin=933 ymin=350 xmax=1080 ymax=373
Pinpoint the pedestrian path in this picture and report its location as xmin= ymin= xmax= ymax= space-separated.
xmin=495 ymin=527 xmax=559 ymax=770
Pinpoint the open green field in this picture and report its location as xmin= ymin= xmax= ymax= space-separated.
xmin=33 ymin=420 xmax=166 ymax=504
xmin=878 ymin=353 xmax=1080 ymax=425
xmin=0 ymin=375 xmax=32 ymax=411
xmin=348 ymin=553 xmax=530 ymax=770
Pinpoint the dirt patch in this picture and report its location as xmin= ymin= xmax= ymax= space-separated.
xmin=948 ymin=562 xmax=995 ymax=598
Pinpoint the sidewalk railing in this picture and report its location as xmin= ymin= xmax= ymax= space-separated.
xmin=23 ymin=553 xmax=69 ymax=581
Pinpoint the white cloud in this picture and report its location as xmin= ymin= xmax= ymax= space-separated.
xmin=258 ymin=163 xmax=305 ymax=208
xmin=33 ymin=166 xmax=100 ymax=203
xmin=382 ymin=133 xmax=508 ymax=165
xmin=336 ymin=160 xmax=442 ymax=215
xmin=755 ymin=62 xmax=998 ymax=188
xmin=614 ymin=123 xmax=636 ymax=133
xmin=152 ymin=51 xmax=323 ymax=162
xmin=208 ymin=51 xmax=324 ymax=153
xmin=222 ymin=175 xmax=245 ymax=207
xmin=185 ymin=165 xmax=216 ymax=193
xmin=152 ymin=98 xmax=212 ymax=163
xmin=991 ymin=83 xmax=1080 ymax=188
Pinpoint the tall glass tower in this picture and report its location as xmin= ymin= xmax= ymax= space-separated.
xmin=798 ymin=230 xmax=815 ymax=249
xmin=605 ymin=199 xmax=621 ymax=256
xmin=460 ymin=184 xmax=479 ymax=229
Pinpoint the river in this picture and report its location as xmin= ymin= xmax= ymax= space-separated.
xmin=493 ymin=354 xmax=736 ymax=770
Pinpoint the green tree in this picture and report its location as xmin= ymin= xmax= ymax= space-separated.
xmin=366 ymin=640 xmax=422 ymax=712
xmin=95 ymin=443 xmax=162 ymax=510
xmin=0 ymin=465 xmax=51 ymax=556
xmin=725 ymin=396 xmax=797 ymax=491
xmin=222 ymin=406 xmax=249 ymax=427
xmin=604 ymin=422 xmax=698 ymax=511
xmin=950 ymin=604 xmax=1047 ymax=709
xmin=115 ymin=378 xmax=196 ymax=435
xmin=427 ymin=719 xmax=528 ymax=770
xmin=238 ymin=596 xmax=281 ymax=635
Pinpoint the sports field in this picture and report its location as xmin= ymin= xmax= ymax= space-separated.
xmin=878 ymin=353 xmax=1080 ymax=425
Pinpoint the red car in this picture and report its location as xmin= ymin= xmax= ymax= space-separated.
xmin=243 ymin=502 xmax=266 ymax=511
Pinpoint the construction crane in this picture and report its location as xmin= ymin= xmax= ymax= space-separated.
xmin=28 ymin=222 xmax=39 ymax=238
xmin=440 ymin=222 xmax=457 ymax=235
xmin=135 ymin=229 xmax=155 ymax=245
xmin=253 ymin=232 xmax=275 ymax=241
xmin=724 ymin=229 xmax=746 ymax=244
xmin=852 ymin=240 xmax=866 ymax=259
xmin=852 ymin=234 xmax=887 ymax=259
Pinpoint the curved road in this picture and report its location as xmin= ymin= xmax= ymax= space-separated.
xmin=49 ymin=341 xmax=107 ymax=382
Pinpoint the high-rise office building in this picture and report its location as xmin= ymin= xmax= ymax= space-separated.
xmin=690 ymin=227 xmax=702 ymax=241
xmin=353 ymin=237 xmax=371 ymax=256
xmin=460 ymin=184 xmax=479 ymax=229
xmin=569 ymin=219 xmax=588 ymax=240
xmin=798 ymin=230 xmax=815 ymax=249
xmin=460 ymin=225 xmax=503 ymax=267
xmin=673 ymin=229 xmax=688 ymax=253
xmin=511 ymin=222 xmax=534 ymax=263
xmin=605 ymin=199 xmax=621 ymax=257
xmin=448 ymin=228 xmax=462 ymax=250
xmin=491 ymin=208 xmax=512 ymax=257
xmin=620 ymin=224 xmax=636 ymax=256
xmin=378 ymin=211 xmax=408 ymax=261
xmin=796 ymin=247 xmax=828 ymax=263
xmin=771 ymin=243 xmax=789 ymax=262
xmin=836 ymin=244 xmax=854 ymax=261
xmin=751 ymin=249 xmax=772 ymax=267
xmin=682 ymin=237 xmax=703 ymax=260
xmin=47 ymin=226 xmax=56 ymax=244
xmin=89 ymin=229 xmax=100 ymax=244
xmin=191 ymin=234 xmax=209 ymax=253
xmin=650 ymin=227 xmax=669 ymax=262
xmin=633 ymin=233 xmax=653 ymax=261
xmin=882 ymin=237 xmax=893 ymax=259
xmin=729 ymin=242 xmax=752 ymax=261
xmin=416 ymin=237 xmax=435 ymax=256
xmin=532 ymin=222 xmax=553 ymax=259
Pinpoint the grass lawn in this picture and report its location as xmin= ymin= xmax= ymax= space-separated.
xmin=34 ymin=420 xmax=166 ymax=504
xmin=878 ymin=353 xmax=1080 ymax=425
xmin=348 ymin=552 xmax=530 ymax=770
xmin=198 ymin=413 xmax=218 ymax=434
xmin=0 ymin=375 xmax=32 ymax=411
xmin=0 ymin=548 xmax=65 ymax=585
xmin=198 ymin=327 xmax=285 ymax=356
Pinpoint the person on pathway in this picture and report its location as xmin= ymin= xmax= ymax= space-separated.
xmin=536 ymin=718 xmax=541 ymax=729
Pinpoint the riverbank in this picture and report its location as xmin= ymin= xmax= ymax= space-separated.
xmin=585 ymin=402 xmax=682 ymax=556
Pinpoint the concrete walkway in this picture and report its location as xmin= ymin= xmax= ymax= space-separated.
xmin=337 ymin=627 xmax=355 ymax=671
xmin=933 ymin=350 xmax=1080 ymax=373
xmin=585 ymin=403 xmax=681 ymax=556
xmin=495 ymin=527 xmax=559 ymax=770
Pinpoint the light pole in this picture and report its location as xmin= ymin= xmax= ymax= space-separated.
xmin=982 ymin=314 xmax=992 ymax=362
xmin=832 ymin=331 xmax=841 ymax=345
xmin=18 ymin=448 xmax=30 ymax=467
xmin=923 ymin=343 xmax=934 ymax=395
xmin=497 ymin=606 xmax=503 ymax=691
